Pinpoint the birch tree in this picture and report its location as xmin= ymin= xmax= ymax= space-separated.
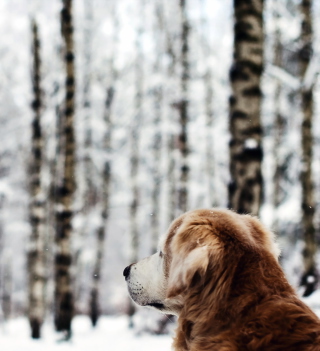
xmin=90 ymin=7 xmax=118 ymax=325
xmin=299 ymin=0 xmax=317 ymax=297
xmin=167 ymin=135 xmax=177 ymax=224
xmin=1 ymin=252 xmax=12 ymax=321
xmin=150 ymin=1 xmax=164 ymax=253
xmin=272 ymin=6 xmax=285 ymax=232
xmin=164 ymin=0 xmax=178 ymax=225
xmin=200 ymin=0 xmax=215 ymax=207
xmin=130 ymin=7 xmax=144 ymax=274
xmin=0 ymin=221 xmax=3 ymax=319
xmin=128 ymin=1 xmax=145 ymax=327
xmin=74 ymin=0 xmax=96 ymax=312
xmin=177 ymin=0 xmax=190 ymax=214
xmin=82 ymin=0 xmax=97 ymax=213
xmin=228 ymin=0 xmax=264 ymax=216
xmin=54 ymin=0 xmax=76 ymax=337
xmin=28 ymin=19 xmax=46 ymax=339
xmin=0 ymin=224 xmax=11 ymax=322
xmin=90 ymin=85 xmax=114 ymax=327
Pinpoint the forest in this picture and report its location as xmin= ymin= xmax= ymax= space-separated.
xmin=1 ymin=0 xmax=320 ymax=349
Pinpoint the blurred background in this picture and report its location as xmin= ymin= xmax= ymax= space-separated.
xmin=1 ymin=0 xmax=320 ymax=349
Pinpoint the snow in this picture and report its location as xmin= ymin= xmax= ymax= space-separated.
xmin=244 ymin=139 xmax=258 ymax=149
xmin=0 ymin=315 xmax=173 ymax=351
xmin=1 ymin=295 xmax=320 ymax=351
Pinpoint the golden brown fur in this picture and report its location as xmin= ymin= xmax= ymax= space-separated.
xmin=164 ymin=209 xmax=320 ymax=351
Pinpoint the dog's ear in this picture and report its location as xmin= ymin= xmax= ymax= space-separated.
xmin=166 ymin=244 xmax=210 ymax=298
xmin=166 ymin=221 xmax=222 ymax=298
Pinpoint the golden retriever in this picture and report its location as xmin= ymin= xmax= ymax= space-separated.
xmin=123 ymin=208 xmax=320 ymax=350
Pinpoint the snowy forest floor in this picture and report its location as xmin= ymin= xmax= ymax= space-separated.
xmin=0 ymin=315 xmax=172 ymax=351
xmin=1 ymin=291 xmax=320 ymax=351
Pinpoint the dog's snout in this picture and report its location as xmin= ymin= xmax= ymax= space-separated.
xmin=123 ymin=265 xmax=132 ymax=280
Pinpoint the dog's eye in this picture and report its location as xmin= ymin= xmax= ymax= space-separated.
xmin=159 ymin=251 xmax=163 ymax=258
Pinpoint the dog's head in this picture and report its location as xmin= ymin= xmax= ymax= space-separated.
xmin=123 ymin=208 xmax=280 ymax=315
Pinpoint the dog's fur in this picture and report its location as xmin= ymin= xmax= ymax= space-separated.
xmin=125 ymin=209 xmax=320 ymax=350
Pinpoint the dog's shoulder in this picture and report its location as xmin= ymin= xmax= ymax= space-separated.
xmin=236 ymin=295 xmax=320 ymax=350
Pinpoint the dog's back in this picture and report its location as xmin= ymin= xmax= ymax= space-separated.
xmin=229 ymin=253 xmax=320 ymax=350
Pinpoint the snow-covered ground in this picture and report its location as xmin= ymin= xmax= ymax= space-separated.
xmin=0 ymin=315 xmax=173 ymax=351
xmin=1 ymin=292 xmax=320 ymax=351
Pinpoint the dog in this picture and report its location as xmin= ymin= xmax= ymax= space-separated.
xmin=123 ymin=208 xmax=320 ymax=350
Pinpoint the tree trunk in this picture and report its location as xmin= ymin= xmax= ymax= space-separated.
xmin=204 ymin=68 xmax=215 ymax=207
xmin=228 ymin=0 xmax=264 ymax=216
xmin=130 ymin=8 xmax=144 ymax=268
xmin=1 ymin=254 xmax=12 ymax=321
xmin=299 ymin=0 xmax=316 ymax=297
xmin=28 ymin=19 xmax=46 ymax=339
xmin=177 ymin=0 xmax=190 ymax=214
xmin=90 ymin=225 xmax=107 ymax=327
xmin=54 ymin=0 xmax=76 ymax=337
xmin=128 ymin=4 xmax=144 ymax=327
xmin=150 ymin=2 xmax=164 ymax=253
xmin=47 ymin=76 xmax=62 ymax=319
xmin=164 ymin=2 xmax=178 ymax=225
xmin=0 ymin=225 xmax=11 ymax=322
xmin=82 ymin=0 xmax=97 ymax=211
xmin=0 ymin=221 xmax=3 ymax=320
xmin=272 ymin=8 xmax=285 ymax=232
xmin=151 ymin=86 xmax=163 ymax=253
xmin=74 ymin=0 xmax=96 ymax=313
xmin=167 ymin=135 xmax=176 ymax=224
xmin=200 ymin=2 xmax=215 ymax=208
xmin=90 ymin=83 xmax=115 ymax=327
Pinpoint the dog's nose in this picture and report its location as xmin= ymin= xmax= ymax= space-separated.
xmin=123 ymin=265 xmax=131 ymax=279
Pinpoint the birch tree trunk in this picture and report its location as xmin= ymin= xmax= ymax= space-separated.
xmin=228 ymin=0 xmax=264 ymax=216
xmin=90 ymin=12 xmax=118 ymax=320
xmin=0 ymin=221 xmax=3 ymax=319
xmin=200 ymin=2 xmax=215 ymax=208
xmin=47 ymin=68 xmax=63 ymax=319
xmin=204 ymin=68 xmax=215 ymax=207
xmin=167 ymin=135 xmax=176 ymax=224
xmin=177 ymin=0 xmax=190 ymax=214
xmin=0 ymin=223 xmax=11 ymax=322
xmin=74 ymin=0 xmax=96 ymax=312
xmin=128 ymin=4 xmax=144 ymax=327
xmin=272 ymin=8 xmax=285 ymax=232
xmin=150 ymin=2 xmax=164 ymax=253
xmin=54 ymin=0 xmax=76 ymax=336
xmin=82 ymin=0 xmax=96 ymax=211
xmin=165 ymin=3 xmax=178 ymax=225
xmin=1 ymin=253 xmax=12 ymax=321
xmin=90 ymin=85 xmax=114 ymax=327
xmin=151 ymin=88 xmax=162 ymax=253
xmin=130 ymin=11 xmax=144 ymax=273
xmin=299 ymin=0 xmax=317 ymax=297
xmin=28 ymin=19 xmax=46 ymax=339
